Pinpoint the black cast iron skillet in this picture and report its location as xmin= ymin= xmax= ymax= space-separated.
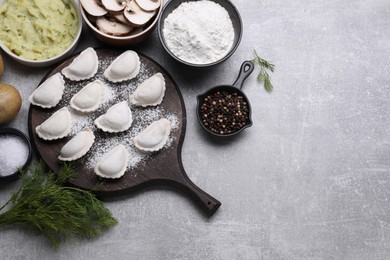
xmin=196 ymin=61 xmax=254 ymax=137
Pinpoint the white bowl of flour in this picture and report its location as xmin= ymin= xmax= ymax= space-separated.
xmin=158 ymin=0 xmax=242 ymax=68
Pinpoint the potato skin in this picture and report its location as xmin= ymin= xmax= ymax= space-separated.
xmin=0 ymin=53 xmax=4 ymax=79
xmin=0 ymin=83 xmax=22 ymax=125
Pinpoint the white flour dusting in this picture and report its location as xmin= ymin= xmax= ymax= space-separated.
xmin=54 ymin=53 xmax=180 ymax=172
xmin=162 ymin=0 xmax=235 ymax=64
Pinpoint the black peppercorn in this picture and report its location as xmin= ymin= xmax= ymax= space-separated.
xmin=199 ymin=91 xmax=250 ymax=135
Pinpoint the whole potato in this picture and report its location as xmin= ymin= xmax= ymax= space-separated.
xmin=0 ymin=83 xmax=22 ymax=125
xmin=0 ymin=53 xmax=4 ymax=79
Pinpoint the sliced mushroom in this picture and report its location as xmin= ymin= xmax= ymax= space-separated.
xmin=124 ymin=0 xmax=156 ymax=27
xmin=96 ymin=17 xmax=133 ymax=36
xmin=101 ymin=0 xmax=126 ymax=13
xmin=134 ymin=0 xmax=161 ymax=12
xmin=80 ymin=0 xmax=108 ymax=16
xmin=112 ymin=13 xmax=128 ymax=24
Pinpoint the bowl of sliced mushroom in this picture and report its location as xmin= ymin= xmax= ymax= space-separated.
xmin=80 ymin=0 xmax=162 ymax=46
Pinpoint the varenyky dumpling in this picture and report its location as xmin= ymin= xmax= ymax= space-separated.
xmin=133 ymin=118 xmax=171 ymax=152
xmin=29 ymin=73 xmax=65 ymax=108
xmin=61 ymin=47 xmax=99 ymax=81
xmin=58 ymin=127 xmax=95 ymax=161
xmin=104 ymin=50 xmax=140 ymax=83
xmin=36 ymin=107 xmax=72 ymax=140
xmin=129 ymin=73 xmax=166 ymax=107
xmin=95 ymin=101 xmax=133 ymax=133
xmin=94 ymin=144 xmax=129 ymax=179
xmin=70 ymin=80 xmax=104 ymax=112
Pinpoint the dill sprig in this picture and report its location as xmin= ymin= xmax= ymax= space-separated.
xmin=0 ymin=162 xmax=117 ymax=247
xmin=252 ymin=50 xmax=275 ymax=92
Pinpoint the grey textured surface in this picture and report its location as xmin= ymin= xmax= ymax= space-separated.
xmin=1 ymin=0 xmax=390 ymax=259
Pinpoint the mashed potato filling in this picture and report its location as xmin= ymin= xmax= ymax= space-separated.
xmin=0 ymin=0 xmax=79 ymax=60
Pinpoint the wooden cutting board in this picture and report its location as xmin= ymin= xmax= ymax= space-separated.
xmin=28 ymin=48 xmax=221 ymax=216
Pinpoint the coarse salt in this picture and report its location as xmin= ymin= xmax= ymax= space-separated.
xmin=0 ymin=135 xmax=29 ymax=176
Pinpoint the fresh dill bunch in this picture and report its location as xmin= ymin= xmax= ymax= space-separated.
xmin=0 ymin=162 xmax=117 ymax=248
xmin=252 ymin=50 xmax=275 ymax=92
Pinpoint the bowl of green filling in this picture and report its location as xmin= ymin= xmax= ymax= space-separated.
xmin=0 ymin=0 xmax=82 ymax=67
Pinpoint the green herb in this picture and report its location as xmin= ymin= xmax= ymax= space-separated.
xmin=252 ymin=50 xmax=275 ymax=92
xmin=0 ymin=162 xmax=117 ymax=247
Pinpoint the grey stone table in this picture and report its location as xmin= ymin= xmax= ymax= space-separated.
xmin=1 ymin=0 xmax=390 ymax=259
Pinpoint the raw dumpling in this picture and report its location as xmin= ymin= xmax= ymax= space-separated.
xmin=58 ymin=127 xmax=95 ymax=161
xmin=36 ymin=107 xmax=72 ymax=140
xmin=70 ymin=80 xmax=104 ymax=112
xmin=133 ymin=118 xmax=171 ymax=152
xmin=94 ymin=144 xmax=129 ymax=179
xmin=29 ymin=73 xmax=65 ymax=108
xmin=129 ymin=73 xmax=165 ymax=107
xmin=95 ymin=101 xmax=133 ymax=133
xmin=61 ymin=47 xmax=99 ymax=81
xmin=104 ymin=50 xmax=140 ymax=83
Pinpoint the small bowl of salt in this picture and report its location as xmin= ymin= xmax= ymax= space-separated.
xmin=158 ymin=0 xmax=242 ymax=68
xmin=0 ymin=128 xmax=32 ymax=181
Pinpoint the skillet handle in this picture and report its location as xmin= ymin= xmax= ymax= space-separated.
xmin=232 ymin=61 xmax=254 ymax=89
xmin=170 ymin=172 xmax=221 ymax=216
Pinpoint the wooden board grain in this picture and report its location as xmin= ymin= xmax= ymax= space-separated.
xmin=28 ymin=48 xmax=220 ymax=216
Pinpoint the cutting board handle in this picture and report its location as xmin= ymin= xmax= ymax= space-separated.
xmin=169 ymin=172 xmax=221 ymax=216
